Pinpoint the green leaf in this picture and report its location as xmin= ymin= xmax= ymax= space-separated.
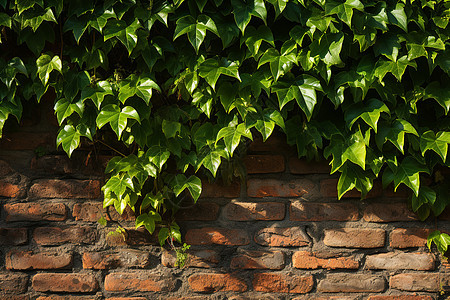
xmin=376 ymin=119 xmax=418 ymax=153
xmin=310 ymin=32 xmax=344 ymax=66
xmin=325 ymin=0 xmax=364 ymax=27
xmin=391 ymin=156 xmax=428 ymax=196
xmin=427 ymin=230 xmax=450 ymax=257
xmin=420 ymin=131 xmax=450 ymax=161
xmin=199 ymin=58 xmax=241 ymax=90
xmin=104 ymin=18 xmax=140 ymax=54
xmin=118 ymin=75 xmax=160 ymax=104
xmin=258 ymin=46 xmax=297 ymax=81
xmin=162 ymin=120 xmax=181 ymax=139
xmin=96 ymin=104 xmax=140 ymax=138
xmin=54 ymin=98 xmax=84 ymax=125
xmin=173 ymin=15 xmax=218 ymax=53
xmin=158 ymin=227 xmax=170 ymax=246
xmin=103 ymin=173 xmax=134 ymax=197
xmin=374 ymin=56 xmax=417 ymax=81
xmin=411 ymin=186 xmax=436 ymax=214
xmin=374 ymin=33 xmax=401 ymax=62
xmin=387 ymin=3 xmax=408 ymax=32
xmin=81 ymin=80 xmax=114 ymax=109
xmin=231 ymin=0 xmax=267 ymax=33
xmin=216 ymin=123 xmax=252 ymax=155
xmin=171 ymin=174 xmax=202 ymax=202
xmin=424 ymin=81 xmax=450 ymax=113
xmin=241 ymin=25 xmax=274 ymax=56
xmin=63 ymin=15 xmax=90 ymax=44
xmin=0 ymin=12 xmax=12 ymax=28
xmin=36 ymin=54 xmax=62 ymax=85
xmin=344 ymin=98 xmax=390 ymax=133
xmin=337 ymin=162 xmax=374 ymax=199
xmin=135 ymin=211 xmax=162 ymax=234
xmin=198 ymin=147 xmax=225 ymax=177
xmin=56 ymin=124 xmax=80 ymax=157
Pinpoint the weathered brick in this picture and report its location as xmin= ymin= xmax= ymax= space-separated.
xmin=32 ymin=273 xmax=98 ymax=293
xmin=82 ymin=249 xmax=150 ymax=269
xmin=33 ymin=226 xmax=96 ymax=245
xmin=105 ymin=298 xmax=147 ymax=300
xmin=0 ymin=228 xmax=27 ymax=245
xmin=227 ymin=295 xmax=282 ymax=300
xmin=162 ymin=297 xmax=207 ymax=300
xmin=188 ymin=273 xmax=247 ymax=292
xmin=0 ymin=296 xmax=29 ymax=300
xmin=255 ymin=227 xmax=310 ymax=247
xmin=201 ymin=181 xmax=240 ymax=198
xmin=366 ymin=252 xmax=434 ymax=270
xmin=162 ymin=249 xmax=219 ymax=268
xmin=6 ymin=251 xmax=72 ymax=270
xmin=390 ymin=228 xmax=433 ymax=248
xmin=244 ymin=155 xmax=285 ymax=173
xmin=317 ymin=274 xmax=385 ymax=292
xmin=289 ymin=158 xmax=330 ymax=174
xmin=390 ymin=273 xmax=441 ymax=292
xmin=367 ymin=296 xmax=433 ymax=300
xmin=185 ymin=228 xmax=249 ymax=245
xmin=105 ymin=227 xmax=157 ymax=246
xmin=29 ymin=179 xmax=101 ymax=199
xmin=4 ymin=202 xmax=67 ymax=222
xmin=30 ymin=155 xmax=72 ymax=174
xmin=363 ymin=203 xmax=417 ymax=222
xmin=253 ymin=273 xmax=314 ymax=293
xmin=0 ymin=273 xmax=28 ymax=294
xmin=0 ymin=132 xmax=54 ymax=150
xmin=72 ymin=202 xmax=135 ymax=222
xmin=0 ymin=180 xmax=23 ymax=198
xmin=225 ymin=201 xmax=285 ymax=221
xmin=36 ymin=296 xmax=97 ymax=300
xmin=292 ymin=251 xmax=359 ymax=270
xmin=175 ymin=202 xmax=220 ymax=221
xmin=248 ymin=179 xmax=316 ymax=198
xmin=231 ymin=249 xmax=284 ymax=270
xmin=323 ymin=228 xmax=385 ymax=248
xmin=293 ymin=296 xmax=354 ymax=300
xmin=290 ymin=201 xmax=359 ymax=221
xmin=104 ymin=272 xmax=175 ymax=292
xmin=320 ymin=179 xmax=382 ymax=198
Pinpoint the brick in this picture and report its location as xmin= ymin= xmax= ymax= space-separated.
xmin=255 ymin=227 xmax=310 ymax=247
xmin=104 ymin=272 xmax=175 ymax=292
xmin=32 ymin=273 xmax=98 ymax=293
xmin=162 ymin=249 xmax=219 ymax=268
xmin=323 ymin=228 xmax=385 ymax=248
xmin=383 ymin=184 xmax=411 ymax=198
xmin=105 ymin=298 xmax=147 ymax=300
xmin=289 ymin=157 xmax=330 ymax=174
xmin=0 ymin=273 xmax=28 ymax=294
xmin=248 ymin=178 xmax=316 ymax=198
xmin=248 ymin=133 xmax=289 ymax=152
xmin=292 ymin=251 xmax=359 ymax=270
xmin=33 ymin=226 xmax=96 ymax=245
xmin=367 ymin=296 xmax=433 ymax=300
xmin=253 ymin=273 xmax=314 ymax=293
xmin=363 ymin=203 xmax=417 ymax=222
xmin=317 ymin=274 xmax=385 ymax=292
xmin=390 ymin=228 xmax=433 ymax=248
xmin=185 ymin=227 xmax=249 ymax=245
xmin=0 ymin=132 xmax=54 ymax=150
xmin=290 ymin=201 xmax=359 ymax=221
xmin=366 ymin=252 xmax=434 ymax=270
xmin=243 ymin=154 xmax=285 ymax=173
xmin=390 ymin=273 xmax=441 ymax=292
xmin=105 ymin=227 xmax=157 ymax=246
xmin=0 ymin=296 xmax=29 ymax=300
xmin=231 ymin=249 xmax=284 ymax=270
xmin=29 ymin=179 xmax=101 ymax=199
xmin=83 ymin=249 xmax=150 ymax=269
xmin=188 ymin=273 xmax=247 ymax=292
xmin=163 ymin=297 xmax=206 ymax=300
xmin=73 ymin=202 xmax=135 ymax=222
xmin=4 ymin=202 xmax=67 ymax=222
xmin=201 ymin=181 xmax=240 ymax=198
xmin=35 ymin=296 xmax=97 ymax=300
xmin=6 ymin=251 xmax=72 ymax=270
xmin=0 ymin=228 xmax=27 ymax=245
xmin=228 ymin=295 xmax=282 ymax=300
xmin=225 ymin=201 xmax=285 ymax=221
xmin=30 ymin=155 xmax=72 ymax=174
xmin=320 ymin=179 xmax=382 ymax=198
xmin=175 ymin=202 xmax=220 ymax=221
xmin=0 ymin=180 xmax=22 ymax=198
xmin=293 ymin=296 xmax=354 ymax=300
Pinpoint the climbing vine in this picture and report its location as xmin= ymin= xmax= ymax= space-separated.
xmin=0 ymin=0 xmax=449 ymax=253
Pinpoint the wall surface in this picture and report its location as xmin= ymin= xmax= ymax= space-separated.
xmin=0 ymin=104 xmax=449 ymax=300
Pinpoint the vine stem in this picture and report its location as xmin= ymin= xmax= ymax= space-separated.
xmin=94 ymin=139 xmax=127 ymax=157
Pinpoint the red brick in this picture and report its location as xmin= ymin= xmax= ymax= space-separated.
xmin=4 ymin=202 xmax=67 ymax=222
xmin=105 ymin=298 xmax=147 ymax=300
xmin=33 ymin=226 xmax=96 ymax=245
xmin=175 ymin=202 xmax=220 ymax=221
xmin=231 ymin=249 xmax=284 ymax=270
xmin=293 ymin=296 xmax=354 ymax=300
xmin=390 ymin=228 xmax=433 ymax=248
xmin=201 ymin=181 xmax=240 ymax=198
xmin=290 ymin=201 xmax=359 ymax=221
xmin=227 ymin=295 xmax=283 ymax=300
xmin=225 ymin=201 xmax=285 ymax=221
xmin=247 ymin=178 xmax=316 ymax=198
xmin=162 ymin=297 xmax=206 ymax=300
xmin=0 ymin=160 xmax=14 ymax=177
xmin=83 ymin=249 xmax=150 ymax=269
xmin=105 ymin=227 xmax=157 ymax=246
xmin=0 ymin=296 xmax=30 ymax=300
xmin=0 ymin=273 xmax=28 ymax=294
xmin=365 ymin=252 xmax=434 ymax=270
xmin=390 ymin=273 xmax=442 ymax=292
xmin=323 ymin=228 xmax=385 ymax=248
xmin=29 ymin=179 xmax=101 ymax=199
xmin=104 ymin=272 xmax=175 ymax=292
xmin=320 ymin=179 xmax=382 ymax=198
xmin=255 ymin=227 xmax=310 ymax=247
xmin=289 ymin=158 xmax=330 ymax=174
xmin=32 ymin=273 xmax=98 ymax=292
xmin=253 ymin=273 xmax=314 ymax=293
xmin=0 ymin=228 xmax=27 ymax=245
xmin=244 ymin=155 xmax=285 ymax=173
xmin=185 ymin=227 xmax=249 ymax=245
xmin=6 ymin=251 xmax=72 ymax=270
xmin=317 ymin=274 xmax=385 ymax=292
xmin=162 ymin=249 xmax=219 ymax=268
xmin=363 ymin=203 xmax=417 ymax=222
xmin=0 ymin=132 xmax=54 ymax=150
xmin=0 ymin=180 xmax=23 ymax=198
xmin=36 ymin=296 xmax=98 ymax=300
xmin=367 ymin=296 xmax=433 ymax=300
xmin=293 ymin=251 xmax=359 ymax=270
xmin=72 ymin=202 xmax=135 ymax=222
xmin=188 ymin=273 xmax=247 ymax=292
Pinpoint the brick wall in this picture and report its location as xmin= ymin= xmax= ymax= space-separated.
xmin=0 ymin=110 xmax=449 ymax=299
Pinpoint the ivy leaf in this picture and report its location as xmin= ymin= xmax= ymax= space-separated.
xmin=173 ymin=15 xmax=219 ymax=53
xmin=103 ymin=18 xmax=140 ymax=54
xmin=374 ymin=33 xmax=400 ymax=62
xmin=63 ymin=15 xmax=90 ymax=44
xmin=253 ymin=109 xmax=285 ymax=141
xmin=56 ymin=124 xmax=80 ymax=157
xmin=231 ymin=0 xmax=267 ymax=33
xmin=376 ymin=119 xmax=418 ymax=153
xmin=81 ymin=80 xmax=114 ymax=109
xmin=387 ymin=3 xmax=408 ymax=32
xmin=424 ymin=81 xmax=450 ymax=113
xmin=344 ymin=98 xmax=390 ymax=133
xmin=391 ymin=156 xmax=428 ymax=196
xmin=54 ymin=98 xmax=84 ymax=125
xmin=145 ymin=145 xmax=170 ymax=171
xmin=428 ymin=230 xmax=450 ymax=257
xmin=118 ymin=75 xmax=160 ymax=104
xmin=36 ymin=54 xmax=62 ymax=85
xmin=374 ymin=56 xmax=417 ymax=81
xmin=337 ymin=162 xmax=374 ymax=199
xmin=241 ymin=25 xmax=274 ymax=56
xmin=198 ymin=58 xmax=241 ymax=90
xmin=198 ymin=147 xmax=226 ymax=177
xmin=162 ymin=120 xmax=182 ymax=139
xmin=135 ymin=211 xmax=162 ymax=234
xmin=96 ymin=104 xmax=140 ymax=138
xmin=171 ymin=174 xmax=202 ymax=202
xmin=411 ymin=186 xmax=436 ymax=213
xmin=0 ymin=12 xmax=11 ymax=28
xmin=420 ymin=131 xmax=450 ymax=161
xmin=216 ymin=123 xmax=252 ymax=155
xmin=325 ymin=0 xmax=364 ymax=27
xmin=258 ymin=44 xmax=297 ymax=81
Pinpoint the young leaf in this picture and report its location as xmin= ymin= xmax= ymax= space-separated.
xmin=54 ymin=98 xmax=84 ymax=125
xmin=96 ymin=104 xmax=140 ymax=138
xmin=36 ymin=54 xmax=62 ymax=85
xmin=56 ymin=124 xmax=80 ymax=157
xmin=391 ymin=156 xmax=428 ymax=197
xmin=216 ymin=123 xmax=252 ymax=155
xmin=337 ymin=162 xmax=374 ymax=199
xmin=135 ymin=211 xmax=162 ymax=234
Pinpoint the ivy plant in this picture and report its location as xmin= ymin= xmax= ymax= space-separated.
xmin=0 ymin=0 xmax=449 ymax=254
